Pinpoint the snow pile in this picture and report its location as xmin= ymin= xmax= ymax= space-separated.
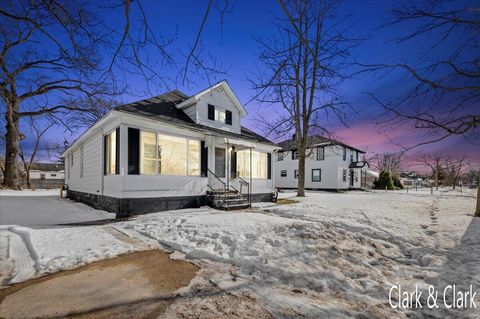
xmin=0 ymin=225 xmax=136 ymax=285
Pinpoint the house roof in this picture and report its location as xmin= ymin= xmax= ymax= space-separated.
xmin=29 ymin=162 xmax=64 ymax=172
xmin=277 ymin=135 xmax=366 ymax=153
xmin=115 ymin=90 xmax=275 ymax=146
xmin=176 ymin=80 xmax=248 ymax=117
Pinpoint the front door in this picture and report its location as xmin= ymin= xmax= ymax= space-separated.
xmin=215 ymin=148 xmax=226 ymax=177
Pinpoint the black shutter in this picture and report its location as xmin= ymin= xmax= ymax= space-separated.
xmin=208 ymin=104 xmax=215 ymax=120
xmin=291 ymin=150 xmax=294 ymax=160
xmin=201 ymin=141 xmax=208 ymax=177
xmin=103 ymin=135 xmax=108 ymax=175
xmin=231 ymin=149 xmax=237 ymax=177
xmin=115 ymin=127 xmax=120 ymax=175
xmin=225 ymin=110 xmax=232 ymax=125
xmin=128 ymin=128 xmax=140 ymax=174
xmin=267 ymin=153 xmax=272 ymax=179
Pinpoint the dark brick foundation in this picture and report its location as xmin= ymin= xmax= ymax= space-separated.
xmin=67 ymin=190 xmax=206 ymax=218
xmin=67 ymin=190 xmax=274 ymax=218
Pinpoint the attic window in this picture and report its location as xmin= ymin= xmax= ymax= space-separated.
xmin=215 ymin=109 xmax=226 ymax=123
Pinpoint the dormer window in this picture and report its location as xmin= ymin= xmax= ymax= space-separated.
xmin=208 ymin=104 xmax=232 ymax=125
xmin=215 ymin=109 xmax=225 ymax=123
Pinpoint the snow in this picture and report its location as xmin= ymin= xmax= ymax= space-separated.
xmin=1 ymin=188 xmax=478 ymax=318
xmin=0 ymin=225 xmax=140 ymax=284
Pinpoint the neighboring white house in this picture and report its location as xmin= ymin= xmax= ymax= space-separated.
xmin=62 ymin=81 xmax=278 ymax=217
xmin=274 ymin=136 xmax=369 ymax=190
xmin=23 ymin=162 xmax=65 ymax=189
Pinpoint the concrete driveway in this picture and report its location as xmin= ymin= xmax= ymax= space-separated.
xmin=0 ymin=192 xmax=115 ymax=227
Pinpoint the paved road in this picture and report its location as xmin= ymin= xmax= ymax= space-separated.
xmin=0 ymin=195 xmax=115 ymax=227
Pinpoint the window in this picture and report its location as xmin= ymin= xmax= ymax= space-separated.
xmin=51 ymin=173 xmax=57 ymax=177
xmin=342 ymin=169 xmax=347 ymax=182
xmin=312 ymin=169 xmax=321 ymax=182
xmin=40 ymin=173 xmax=46 ymax=179
xmin=277 ymin=152 xmax=284 ymax=161
xmin=294 ymin=170 xmax=299 ymax=179
xmin=226 ymin=110 xmax=232 ymax=125
xmin=140 ymin=131 xmax=200 ymax=176
xmin=80 ymin=146 xmax=84 ymax=178
xmin=140 ymin=131 xmax=157 ymax=175
xmin=188 ymin=140 xmax=200 ymax=176
xmin=343 ymin=147 xmax=346 ymax=161
xmin=281 ymin=170 xmax=287 ymax=177
xmin=350 ymin=150 xmax=354 ymax=163
xmin=354 ymin=171 xmax=358 ymax=182
xmin=105 ymin=130 xmax=117 ymax=175
xmin=215 ymin=109 xmax=226 ymax=123
xmin=316 ymin=147 xmax=325 ymax=161
xmin=292 ymin=151 xmax=299 ymax=160
xmin=355 ymin=151 xmax=359 ymax=162
xmin=70 ymin=154 xmax=74 ymax=166
xmin=237 ymin=150 xmax=268 ymax=179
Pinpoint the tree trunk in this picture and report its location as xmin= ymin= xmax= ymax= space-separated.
xmin=2 ymin=101 xmax=21 ymax=190
xmin=435 ymin=162 xmax=439 ymax=191
xmin=297 ymin=154 xmax=306 ymax=197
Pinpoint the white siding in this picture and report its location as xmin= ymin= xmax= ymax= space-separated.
xmin=66 ymin=133 xmax=103 ymax=194
xmin=195 ymin=87 xmax=242 ymax=134
xmin=275 ymin=145 xmax=360 ymax=190
xmin=183 ymin=104 xmax=197 ymax=122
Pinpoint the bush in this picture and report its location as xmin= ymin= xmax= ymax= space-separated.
xmin=374 ymin=171 xmax=395 ymax=190
xmin=393 ymin=176 xmax=404 ymax=189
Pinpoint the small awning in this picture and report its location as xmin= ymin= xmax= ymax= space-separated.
xmin=349 ymin=161 xmax=369 ymax=169
xmin=224 ymin=138 xmax=256 ymax=149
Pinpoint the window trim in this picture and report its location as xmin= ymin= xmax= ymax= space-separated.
xmin=294 ymin=169 xmax=299 ymax=179
xmin=342 ymin=168 xmax=347 ymax=182
xmin=280 ymin=170 xmax=287 ymax=177
xmin=316 ymin=146 xmax=325 ymax=161
xmin=312 ymin=169 xmax=321 ymax=182
xmin=292 ymin=151 xmax=299 ymax=160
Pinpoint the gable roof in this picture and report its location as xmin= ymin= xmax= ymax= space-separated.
xmin=29 ymin=162 xmax=64 ymax=172
xmin=277 ymin=135 xmax=365 ymax=153
xmin=176 ymin=80 xmax=248 ymax=117
xmin=115 ymin=89 xmax=275 ymax=146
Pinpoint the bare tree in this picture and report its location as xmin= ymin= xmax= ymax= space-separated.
xmin=369 ymin=152 xmax=403 ymax=176
xmin=443 ymin=156 xmax=468 ymax=190
xmin=18 ymin=118 xmax=53 ymax=189
xmin=417 ymin=152 xmax=449 ymax=190
xmin=250 ymin=0 xmax=356 ymax=196
xmin=361 ymin=1 xmax=479 ymax=147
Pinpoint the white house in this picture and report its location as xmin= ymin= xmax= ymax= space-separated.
xmin=62 ymin=81 xmax=277 ymax=217
xmin=23 ymin=162 xmax=65 ymax=189
xmin=274 ymin=136 xmax=369 ymax=190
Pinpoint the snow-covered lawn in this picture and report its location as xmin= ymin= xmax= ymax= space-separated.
xmin=1 ymin=189 xmax=478 ymax=318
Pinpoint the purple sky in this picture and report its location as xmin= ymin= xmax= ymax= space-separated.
xmin=15 ymin=0 xmax=479 ymax=170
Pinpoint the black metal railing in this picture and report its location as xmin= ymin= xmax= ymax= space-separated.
xmin=207 ymin=169 xmax=250 ymax=209
xmin=230 ymin=175 xmax=250 ymax=205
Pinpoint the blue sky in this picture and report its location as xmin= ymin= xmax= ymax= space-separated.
xmin=16 ymin=0 xmax=479 ymax=169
